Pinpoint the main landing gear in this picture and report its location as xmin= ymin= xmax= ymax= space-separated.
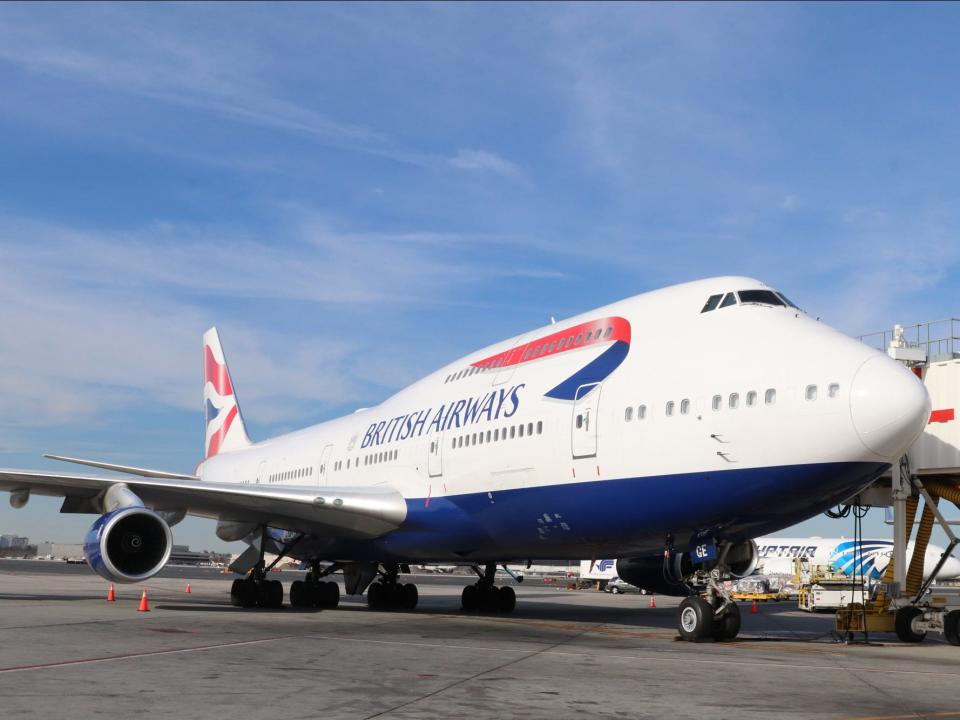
xmin=365 ymin=562 xmax=419 ymax=611
xmin=290 ymin=561 xmax=341 ymax=610
xmin=461 ymin=563 xmax=517 ymax=614
xmin=229 ymin=528 xmax=303 ymax=610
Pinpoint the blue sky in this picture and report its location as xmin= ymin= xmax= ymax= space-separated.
xmin=1 ymin=3 xmax=959 ymax=552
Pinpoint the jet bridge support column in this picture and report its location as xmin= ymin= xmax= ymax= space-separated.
xmin=892 ymin=457 xmax=909 ymax=597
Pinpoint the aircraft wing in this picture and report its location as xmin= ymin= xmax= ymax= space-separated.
xmin=0 ymin=469 xmax=407 ymax=539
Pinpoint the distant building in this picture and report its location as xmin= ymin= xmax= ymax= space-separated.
xmin=36 ymin=542 xmax=85 ymax=561
xmin=0 ymin=534 xmax=29 ymax=549
xmin=169 ymin=545 xmax=215 ymax=566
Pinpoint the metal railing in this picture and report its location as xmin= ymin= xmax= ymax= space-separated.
xmin=859 ymin=318 xmax=960 ymax=361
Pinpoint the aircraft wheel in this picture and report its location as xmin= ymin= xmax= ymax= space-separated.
xmin=481 ymin=586 xmax=501 ymax=613
xmin=322 ymin=581 xmax=340 ymax=609
xmin=367 ymin=582 xmax=384 ymax=610
xmin=677 ymin=596 xmax=715 ymax=643
xmin=461 ymin=584 xmax=478 ymax=611
xmin=400 ymin=583 xmax=419 ymax=610
xmin=944 ymin=610 xmax=960 ymax=646
xmin=895 ymin=606 xmax=926 ymax=644
xmin=498 ymin=586 xmax=516 ymax=614
xmin=611 ymin=586 xmax=621 ymax=594
xmin=232 ymin=578 xmax=257 ymax=608
xmin=258 ymin=579 xmax=282 ymax=609
xmin=713 ymin=603 xmax=741 ymax=642
xmin=289 ymin=580 xmax=309 ymax=608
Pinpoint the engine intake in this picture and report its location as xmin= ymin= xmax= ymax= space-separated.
xmin=83 ymin=507 xmax=173 ymax=583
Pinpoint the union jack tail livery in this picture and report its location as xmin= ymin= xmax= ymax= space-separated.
xmin=203 ymin=327 xmax=251 ymax=460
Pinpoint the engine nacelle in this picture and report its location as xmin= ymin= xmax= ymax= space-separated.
xmin=83 ymin=507 xmax=173 ymax=583
xmin=724 ymin=539 xmax=759 ymax=578
xmin=616 ymin=554 xmax=694 ymax=596
xmin=616 ymin=539 xmax=760 ymax=595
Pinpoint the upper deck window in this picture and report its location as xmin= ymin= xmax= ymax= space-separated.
xmin=737 ymin=290 xmax=785 ymax=307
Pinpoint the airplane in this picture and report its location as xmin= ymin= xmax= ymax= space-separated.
xmin=755 ymin=537 xmax=960 ymax=581
xmin=0 ymin=277 xmax=931 ymax=642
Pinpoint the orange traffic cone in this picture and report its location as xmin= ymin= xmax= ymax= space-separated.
xmin=751 ymin=599 xmax=759 ymax=614
xmin=185 ymin=583 xmax=191 ymax=594
xmin=648 ymin=594 xmax=656 ymax=608
xmin=107 ymin=584 xmax=116 ymax=602
xmin=138 ymin=590 xmax=150 ymax=612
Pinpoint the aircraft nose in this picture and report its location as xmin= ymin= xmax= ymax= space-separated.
xmin=849 ymin=356 xmax=930 ymax=459
xmin=937 ymin=555 xmax=960 ymax=581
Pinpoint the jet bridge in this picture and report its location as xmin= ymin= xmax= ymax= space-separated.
xmin=838 ymin=319 xmax=960 ymax=644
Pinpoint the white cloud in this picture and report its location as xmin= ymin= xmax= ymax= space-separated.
xmin=449 ymin=148 xmax=530 ymax=185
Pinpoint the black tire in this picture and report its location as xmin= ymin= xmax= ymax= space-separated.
xmin=713 ymin=603 xmax=741 ymax=642
xmin=461 ymin=584 xmax=478 ymax=611
xmin=895 ymin=606 xmax=926 ymax=643
xmin=265 ymin=580 xmax=283 ymax=609
xmin=367 ymin=582 xmax=383 ymax=610
xmin=400 ymin=583 xmax=419 ymax=610
xmin=289 ymin=580 xmax=307 ymax=608
xmin=498 ymin=586 xmax=517 ymax=614
xmin=482 ymin=586 xmax=501 ymax=613
xmin=232 ymin=579 xmax=257 ymax=609
xmin=944 ymin=610 xmax=960 ymax=647
xmin=677 ymin=596 xmax=715 ymax=642
xmin=323 ymin=581 xmax=340 ymax=610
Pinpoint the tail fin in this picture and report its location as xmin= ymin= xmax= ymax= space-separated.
xmin=203 ymin=327 xmax=251 ymax=459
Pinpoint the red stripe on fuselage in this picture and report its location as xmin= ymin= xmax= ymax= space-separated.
xmin=204 ymin=345 xmax=234 ymax=397
xmin=206 ymin=405 xmax=238 ymax=458
xmin=930 ymin=408 xmax=954 ymax=423
xmin=471 ymin=316 xmax=631 ymax=371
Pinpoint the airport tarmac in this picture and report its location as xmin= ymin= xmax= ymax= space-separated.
xmin=1 ymin=563 xmax=958 ymax=720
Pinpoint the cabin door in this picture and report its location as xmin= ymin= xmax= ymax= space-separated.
xmin=428 ymin=432 xmax=443 ymax=477
xmin=317 ymin=444 xmax=333 ymax=486
xmin=571 ymin=382 xmax=601 ymax=458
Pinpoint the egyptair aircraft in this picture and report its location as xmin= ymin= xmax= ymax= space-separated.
xmin=0 ymin=277 xmax=930 ymax=642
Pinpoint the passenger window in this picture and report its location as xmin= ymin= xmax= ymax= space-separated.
xmin=829 ymin=383 xmax=840 ymax=398
xmin=806 ymin=385 xmax=817 ymax=401
xmin=746 ymin=391 xmax=757 ymax=407
xmin=478 ymin=433 xmax=484 ymax=445
xmin=729 ymin=393 xmax=739 ymax=409
xmin=765 ymin=388 xmax=776 ymax=405
xmin=680 ymin=399 xmax=690 ymax=415
xmin=527 ymin=422 xmax=533 ymax=435
xmin=451 ymin=439 xmax=456 ymax=449
xmin=576 ymin=415 xmax=583 ymax=429
xmin=604 ymin=327 xmax=613 ymax=339
xmin=472 ymin=433 xmax=477 ymax=444
xmin=510 ymin=426 xmax=516 ymax=439
xmin=666 ymin=401 xmax=675 ymax=417
xmin=638 ymin=405 xmax=646 ymax=420
xmin=537 ymin=421 xmax=543 ymax=434
xmin=719 ymin=293 xmax=737 ymax=309
xmin=712 ymin=395 xmax=721 ymax=411
xmin=575 ymin=333 xmax=583 ymax=345
xmin=518 ymin=424 xmax=524 ymax=438
xmin=494 ymin=429 xmax=500 ymax=441
xmin=701 ymin=294 xmax=723 ymax=313
xmin=625 ymin=407 xmax=633 ymax=422
xmin=585 ymin=331 xmax=593 ymax=342
xmin=566 ymin=337 xmax=574 ymax=348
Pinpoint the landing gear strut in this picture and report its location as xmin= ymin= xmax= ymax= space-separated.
xmin=290 ymin=560 xmax=341 ymax=610
xmin=229 ymin=528 xmax=299 ymax=610
xmin=674 ymin=543 xmax=745 ymax=642
xmin=461 ymin=563 xmax=516 ymax=614
xmin=365 ymin=562 xmax=419 ymax=611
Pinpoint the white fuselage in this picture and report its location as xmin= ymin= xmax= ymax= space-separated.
xmin=198 ymin=277 xmax=930 ymax=562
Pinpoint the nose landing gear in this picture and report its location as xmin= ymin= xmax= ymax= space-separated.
xmin=674 ymin=541 xmax=750 ymax=642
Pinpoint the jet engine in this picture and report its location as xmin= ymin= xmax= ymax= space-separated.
xmin=83 ymin=506 xmax=173 ymax=583
xmin=616 ymin=539 xmax=759 ymax=595
xmin=616 ymin=554 xmax=694 ymax=596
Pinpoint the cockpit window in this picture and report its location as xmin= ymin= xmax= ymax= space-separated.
xmin=776 ymin=292 xmax=799 ymax=309
xmin=701 ymin=294 xmax=723 ymax=313
xmin=737 ymin=290 xmax=785 ymax=306
xmin=719 ymin=292 xmax=737 ymax=309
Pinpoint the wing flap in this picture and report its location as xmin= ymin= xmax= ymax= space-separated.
xmin=0 ymin=469 xmax=407 ymax=539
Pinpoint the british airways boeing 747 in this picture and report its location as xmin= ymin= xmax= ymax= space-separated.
xmin=0 ymin=277 xmax=930 ymax=641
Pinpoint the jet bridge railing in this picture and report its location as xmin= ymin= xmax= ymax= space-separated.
xmin=859 ymin=318 xmax=960 ymax=362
